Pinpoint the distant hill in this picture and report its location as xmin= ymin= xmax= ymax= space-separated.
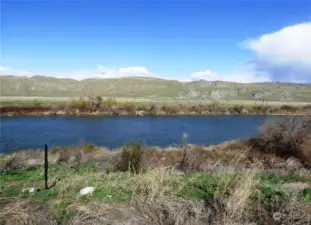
xmin=1 ymin=75 xmax=311 ymax=102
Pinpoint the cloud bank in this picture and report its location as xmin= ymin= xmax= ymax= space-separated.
xmin=243 ymin=22 xmax=311 ymax=82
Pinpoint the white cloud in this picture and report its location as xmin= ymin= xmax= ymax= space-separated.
xmin=0 ymin=65 xmax=33 ymax=76
xmin=191 ymin=69 xmax=271 ymax=83
xmin=243 ymin=22 xmax=311 ymax=82
xmin=0 ymin=65 xmax=155 ymax=80
xmin=118 ymin=66 xmax=150 ymax=74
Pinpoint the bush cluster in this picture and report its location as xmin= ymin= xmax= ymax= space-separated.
xmin=249 ymin=116 xmax=311 ymax=165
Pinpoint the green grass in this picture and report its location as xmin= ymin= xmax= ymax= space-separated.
xmin=1 ymin=162 xmax=310 ymax=205
xmin=2 ymin=167 xmax=42 ymax=182
xmin=258 ymin=173 xmax=310 ymax=185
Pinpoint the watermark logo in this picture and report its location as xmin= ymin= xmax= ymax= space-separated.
xmin=273 ymin=212 xmax=282 ymax=221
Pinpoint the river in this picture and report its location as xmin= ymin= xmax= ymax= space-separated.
xmin=0 ymin=115 xmax=270 ymax=153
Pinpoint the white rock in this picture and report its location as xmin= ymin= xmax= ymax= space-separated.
xmin=22 ymin=187 xmax=36 ymax=195
xmin=80 ymin=186 xmax=95 ymax=196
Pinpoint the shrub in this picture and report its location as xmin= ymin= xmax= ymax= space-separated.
xmin=101 ymin=97 xmax=116 ymax=108
xmin=149 ymin=104 xmax=158 ymax=115
xmin=136 ymin=104 xmax=149 ymax=111
xmin=255 ymin=116 xmax=311 ymax=163
xmin=83 ymin=143 xmax=96 ymax=153
xmin=117 ymin=142 xmax=144 ymax=173
xmin=33 ymin=99 xmax=42 ymax=106
xmin=230 ymin=105 xmax=244 ymax=114
xmin=166 ymin=105 xmax=179 ymax=114
xmin=302 ymin=105 xmax=311 ymax=110
xmin=190 ymin=105 xmax=202 ymax=113
xmin=57 ymin=102 xmax=66 ymax=110
xmin=207 ymin=102 xmax=221 ymax=113
xmin=70 ymin=98 xmax=88 ymax=110
xmin=301 ymin=137 xmax=311 ymax=164
xmin=252 ymin=105 xmax=270 ymax=114
xmin=160 ymin=105 xmax=168 ymax=112
xmin=280 ymin=105 xmax=298 ymax=112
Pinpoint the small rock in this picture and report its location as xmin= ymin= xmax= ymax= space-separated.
xmin=68 ymin=155 xmax=76 ymax=163
xmin=97 ymin=172 xmax=105 ymax=177
xmin=285 ymin=158 xmax=302 ymax=170
xmin=136 ymin=110 xmax=145 ymax=116
xmin=0 ymin=168 xmax=9 ymax=174
xmin=22 ymin=187 xmax=36 ymax=195
xmin=281 ymin=182 xmax=309 ymax=193
xmin=80 ymin=186 xmax=95 ymax=196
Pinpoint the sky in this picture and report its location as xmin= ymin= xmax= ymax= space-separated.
xmin=0 ymin=0 xmax=311 ymax=83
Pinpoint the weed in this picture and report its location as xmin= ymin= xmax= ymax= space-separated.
xmin=117 ymin=142 xmax=144 ymax=173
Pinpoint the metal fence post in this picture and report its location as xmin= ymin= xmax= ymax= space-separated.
xmin=44 ymin=144 xmax=48 ymax=189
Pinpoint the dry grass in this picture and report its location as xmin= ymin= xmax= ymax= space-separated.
xmin=222 ymin=167 xmax=259 ymax=224
xmin=131 ymin=167 xmax=202 ymax=225
xmin=129 ymin=165 xmax=262 ymax=225
xmin=128 ymin=151 xmax=268 ymax=225
xmin=0 ymin=200 xmax=57 ymax=225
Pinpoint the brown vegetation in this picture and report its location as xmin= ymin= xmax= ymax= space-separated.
xmin=1 ymin=97 xmax=311 ymax=117
xmin=248 ymin=116 xmax=311 ymax=165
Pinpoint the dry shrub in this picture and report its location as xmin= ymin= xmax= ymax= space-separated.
xmin=166 ymin=105 xmax=180 ymax=114
xmin=222 ymin=167 xmax=259 ymax=224
xmin=301 ymin=136 xmax=311 ymax=164
xmin=251 ymin=105 xmax=270 ymax=114
xmin=0 ymin=200 xmax=57 ymax=225
xmin=50 ymin=146 xmax=79 ymax=162
xmin=207 ymin=102 xmax=221 ymax=113
xmin=229 ymin=105 xmax=244 ymax=114
xmin=280 ymin=104 xmax=298 ymax=112
xmin=177 ymin=133 xmax=217 ymax=172
xmin=302 ymin=105 xmax=311 ymax=110
xmin=149 ymin=104 xmax=158 ymax=115
xmin=176 ymin=103 xmax=189 ymax=112
xmin=65 ymin=204 xmax=108 ymax=225
xmin=250 ymin=192 xmax=311 ymax=225
xmin=4 ymin=150 xmax=44 ymax=170
xmin=252 ymin=116 xmax=311 ymax=164
xmin=190 ymin=105 xmax=203 ymax=113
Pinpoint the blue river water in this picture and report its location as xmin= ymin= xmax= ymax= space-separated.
xmin=0 ymin=115 xmax=270 ymax=153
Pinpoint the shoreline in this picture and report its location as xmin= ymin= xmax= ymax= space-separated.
xmin=1 ymin=98 xmax=311 ymax=117
xmin=1 ymin=112 xmax=311 ymax=117
xmin=1 ymin=108 xmax=311 ymax=117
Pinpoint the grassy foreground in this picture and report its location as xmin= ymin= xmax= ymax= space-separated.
xmin=1 ymin=116 xmax=311 ymax=224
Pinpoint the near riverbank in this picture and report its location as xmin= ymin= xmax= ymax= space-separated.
xmin=1 ymin=116 xmax=311 ymax=224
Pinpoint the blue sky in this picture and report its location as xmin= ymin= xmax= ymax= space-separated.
xmin=1 ymin=0 xmax=311 ymax=82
